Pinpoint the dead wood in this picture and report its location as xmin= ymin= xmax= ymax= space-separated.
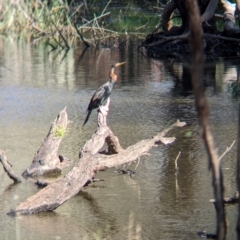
xmin=0 ymin=150 xmax=21 ymax=183
xmin=141 ymin=0 xmax=240 ymax=58
xmin=22 ymin=107 xmax=72 ymax=178
xmin=7 ymin=106 xmax=185 ymax=215
xmin=200 ymin=0 xmax=219 ymax=23
xmin=161 ymin=0 xmax=177 ymax=32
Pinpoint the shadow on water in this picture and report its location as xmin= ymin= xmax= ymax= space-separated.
xmin=0 ymin=37 xmax=239 ymax=239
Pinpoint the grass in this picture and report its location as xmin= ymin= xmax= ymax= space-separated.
xmin=0 ymin=0 xmax=162 ymax=48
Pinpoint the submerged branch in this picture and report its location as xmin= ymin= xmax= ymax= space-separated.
xmin=0 ymin=150 xmax=21 ymax=183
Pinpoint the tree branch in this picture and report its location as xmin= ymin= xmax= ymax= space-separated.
xmin=184 ymin=0 xmax=226 ymax=238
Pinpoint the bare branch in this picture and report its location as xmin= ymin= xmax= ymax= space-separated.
xmin=218 ymin=140 xmax=235 ymax=163
xmin=72 ymin=21 xmax=90 ymax=47
xmin=200 ymin=0 xmax=219 ymax=23
xmin=184 ymin=0 xmax=226 ymax=238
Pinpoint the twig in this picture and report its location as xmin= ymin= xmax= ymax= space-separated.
xmin=81 ymin=12 xmax=111 ymax=27
xmin=218 ymin=140 xmax=235 ymax=163
xmin=94 ymin=13 xmax=105 ymax=38
xmin=101 ymin=0 xmax=112 ymax=15
xmin=147 ymin=32 xmax=189 ymax=48
xmin=72 ymin=21 xmax=90 ymax=47
xmin=51 ymin=19 xmax=70 ymax=49
xmin=175 ymin=151 xmax=181 ymax=172
xmin=0 ymin=150 xmax=21 ymax=183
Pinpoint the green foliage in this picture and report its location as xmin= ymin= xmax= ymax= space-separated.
xmin=104 ymin=6 xmax=159 ymax=33
xmin=227 ymin=81 xmax=240 ymax=98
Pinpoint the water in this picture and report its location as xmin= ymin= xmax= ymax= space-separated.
xmin=0 ymin=37 xmax=239 ymax=239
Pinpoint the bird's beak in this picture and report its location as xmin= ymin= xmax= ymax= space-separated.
xmin=114 ymin=61 xmax=126 ymax=68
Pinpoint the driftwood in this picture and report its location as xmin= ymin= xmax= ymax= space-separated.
xmin=7 ymin=101 xmax=185 ymax=215
xmin=0 ymin=150 xmax=21 ymax=183
xmin=22 ymin=107 xmax=72 ymax=178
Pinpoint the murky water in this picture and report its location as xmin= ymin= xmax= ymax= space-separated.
xmin=0 ymin=37 xmax=239 ymax=239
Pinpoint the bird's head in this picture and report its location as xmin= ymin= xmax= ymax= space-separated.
xmin=109 ymin=61 xmax=126 ymax=82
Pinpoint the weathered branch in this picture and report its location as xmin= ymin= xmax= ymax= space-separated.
xmin=162 ymin=0 xmax=176 ymax=32
xmin=22 ymin=107 xmax=72 ymax=178
xmin=72 ymin=20 xmax=90 ymax=48
xmin=0 ymin=150 xmax=21 ymax=183
xmin=8 ymin=115 xmax=185 ymax=215
xmin=146 ymin=32 xmax=189 ymax=48
xmin=200 ymin=0 xmax=219 ymax=23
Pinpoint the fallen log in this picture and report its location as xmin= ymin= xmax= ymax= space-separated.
xmin=22 ymin=107 xmax=72 ymax=178
xmin=8 ymin=103 xmax=185 ymax=215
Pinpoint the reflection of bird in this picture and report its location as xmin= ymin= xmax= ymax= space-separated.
xmin=83 ymin=62 xmax=126 ymax=127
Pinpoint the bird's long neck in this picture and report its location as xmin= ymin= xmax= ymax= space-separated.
xmin=109 ymin=67 xmax=117 ymax=82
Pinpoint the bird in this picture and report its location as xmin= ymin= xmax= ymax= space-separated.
xmin=83 ymin=62 xmax=126 ymax=127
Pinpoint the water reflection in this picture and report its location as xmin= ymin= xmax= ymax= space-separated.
xmin=0 ymin=37 xmax=239 ymax=239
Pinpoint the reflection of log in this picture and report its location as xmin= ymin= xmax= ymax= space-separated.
xmin=210 ymin=191 xmax=239 ymax=204
xmin=22 ymin=107 xmax=72 ymax=178
xmin=8 ymin=103 xmax=185 ymax=215
xmin=0 ymin=150 xmax=21 ymax=183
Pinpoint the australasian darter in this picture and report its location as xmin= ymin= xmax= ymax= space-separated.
xmin=83 ymin=62 xmax=126 ymax=127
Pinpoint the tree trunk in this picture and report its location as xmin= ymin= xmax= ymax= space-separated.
xmin=22 ymin=107 xmax=72 ymax=178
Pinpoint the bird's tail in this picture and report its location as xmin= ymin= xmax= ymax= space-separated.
xmin=83 ymin=110 xmax=92 ymax=127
